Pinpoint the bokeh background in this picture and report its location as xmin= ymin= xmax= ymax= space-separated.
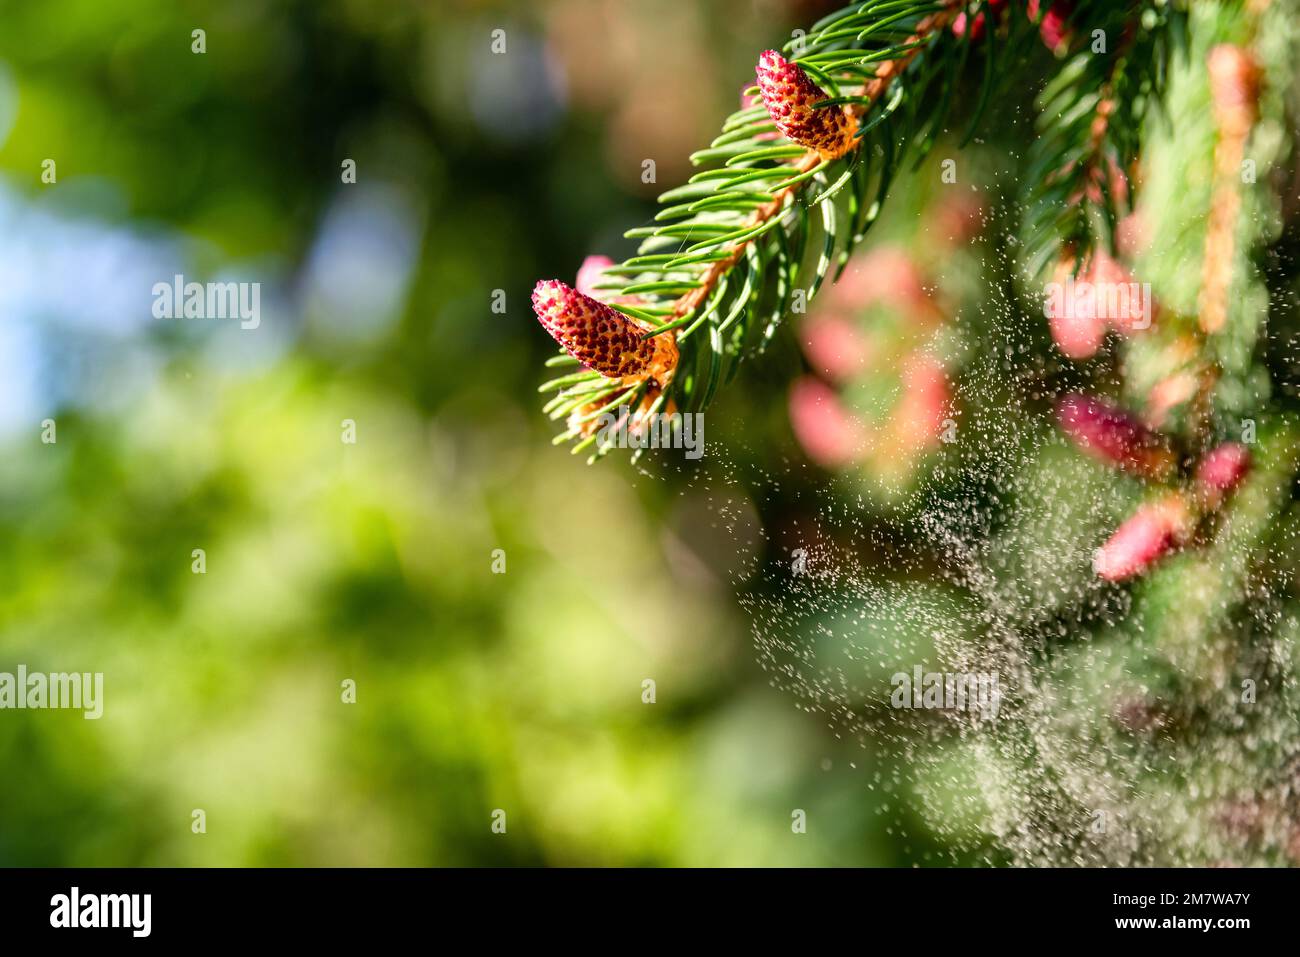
xmin=7 ymin=0 xmax=1293 ymax=868
xmin=0 ymin=0 xmax=995 ymax=867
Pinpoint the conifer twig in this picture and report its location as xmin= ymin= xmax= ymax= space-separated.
xmin=670 ymin=5 xmax=959 ymax=322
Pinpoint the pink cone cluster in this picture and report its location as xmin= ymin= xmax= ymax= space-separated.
xmin=1028 ymin=0 xmax=1074 ymax=54
xmin=789 ymin=357 xmax=949 ymax=474
xmin=1092 ymin=496 xmax=1191 ymax=581
xmin=1194 ymin=441 xmax=1252 ymax=509
xmin=573 ymin=254 xmax=657 ymax=310
xmin=790 ymin=244 xmax=958 ymax=476
xmin=952 ymin=0 xmax=1008 ymax=42
xmin=755 ymin=50 xmax=856 ymax=161
xmin=798 ymin=245 xmax=943 ymax=386
xmin=533 ymin=280 xmax=659 ymax=379
xmin=574 ymin=255 xmax=616 ymax=299
xmin=1058 ymin=393 xmax=1252 ymax=580
xmin=788 ymin=377 xmax=867 ymax=468
xmin=1046 ymin=250 xmax=1153 ymax=360
xmin=534 ymin=259 xmax=682 ymax=442
xmin=1056 ymin=394 xmax=1174 ymax=481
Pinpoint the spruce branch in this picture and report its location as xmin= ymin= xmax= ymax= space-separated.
xmin=1020 ymin=0 xmax=1185 ymax=280
xmin=530 ymin=0 xmax=1020 ymax=461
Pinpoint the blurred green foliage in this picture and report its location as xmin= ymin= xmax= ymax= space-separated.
xmin=3 ymin=0 xmax=1297 ymax=869
xmin=0 ymin=0 xmax=967 ymax=866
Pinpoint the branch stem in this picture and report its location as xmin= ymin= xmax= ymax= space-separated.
xmin=665 ymin=5 xmax=958 ymax=322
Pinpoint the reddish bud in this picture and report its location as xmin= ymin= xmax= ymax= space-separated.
xmin=533 ymin=279 xmax=658 ymax=379
xmin=575 ymin=255 xmax=616 ymax=298
xmin=830 ymin=246 xmax=942 ymax=325
xmin=1094 ymin=497 xmax=1190 ymax=581
xmin=789 ymin=377 xmax=865 ymax=468
xmin=893 ymin=356 xmax=950 ymax=454
xmin=1028 ymin=0 xmax=1074 ymax=53
xmin=1090 ymin=249 xmax=1154 ymax=337
xmin=1046 ymin=258 xmax=1106 ymax=359
xmin=1048 ymin=308 xmax=1106 ymax=359
xmin=952 ymin=11 xmax=986 ymax=41
xmin=1057 ymin=393 xmax=1174 ymax=480
xmin=800 ymin=314 xmax=872 ymax=382
xmin=1115 ymin=211 xmax=1150 ymax=259
xmin=1045 ymin=250 xmax=1155 ymax=355
xmin=575 ymin=254 xmax=647 ymax=308
xmin=755 ymin=51 xmax=856 ymax=160
xmin=1195 ymin=442 xmax=1251 ymax=506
